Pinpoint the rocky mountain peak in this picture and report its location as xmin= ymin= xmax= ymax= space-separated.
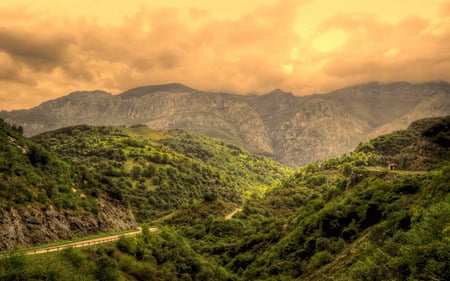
xmin=1 ymin=81 xmax=449 ymax=166
xmin=265 ymin=88 xmax=292 ymax=97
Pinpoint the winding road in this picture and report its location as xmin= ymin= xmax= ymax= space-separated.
xmin=225 ymin=208 xmax=242 ymax=220
xmin=3 ymin=208 xmax=241 ymax=256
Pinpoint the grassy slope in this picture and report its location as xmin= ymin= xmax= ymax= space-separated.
xmin=33 ymin=125 xmax=291 ymax=221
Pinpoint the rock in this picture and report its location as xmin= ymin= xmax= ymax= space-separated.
xmin=0 ymin=197 xmax=136 ymax=250
xmin=1 ymin=81 xmax=449 ymax=167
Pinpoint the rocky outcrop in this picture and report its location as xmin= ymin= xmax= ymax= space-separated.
xmin=1 ymin=81 xmax=449 ymax=166
xmin=0 ymin=197 xmax=136 ymax=250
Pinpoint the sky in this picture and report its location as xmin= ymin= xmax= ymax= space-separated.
xmin=0 ymin=0 xmax=449 ymax=110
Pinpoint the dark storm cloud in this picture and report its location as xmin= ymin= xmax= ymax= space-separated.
xmin=0 ymin=27 xmax=72 ymax=71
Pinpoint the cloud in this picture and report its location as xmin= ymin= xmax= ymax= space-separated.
xmin=291 ymin=10 xmax=450 ymax=93
xmin=0 ymin=26 xmax=72 ymax=71
xmin=440 ymin=1 xmax=450 ymax=16
xmin=0 ymin=0 xmax=449 ymax=110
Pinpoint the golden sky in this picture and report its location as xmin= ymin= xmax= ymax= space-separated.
xmin=1 ymin=0 xmax=449 ymax=110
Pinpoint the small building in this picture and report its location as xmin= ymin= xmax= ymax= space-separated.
xmin=388 ymin=163 xmax=398 ymax=170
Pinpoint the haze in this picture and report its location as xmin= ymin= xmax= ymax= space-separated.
xmin=1 ymin=0 xmax=449 ymax=110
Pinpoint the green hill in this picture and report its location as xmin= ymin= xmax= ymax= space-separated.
xmin=163 ymin=116 xmax=450 ymax=280
xmin=0 ymin=119 xmax=136 ymax=250
xmin=356 ymin=115 xmax=450 ymax=170
xmin=1 ymin=116 xmax=448 ymax=281
xmin=32 ymin=125 xmax=290 ymax=221
xmin=0 ymin=119 xmax=92 ymax=210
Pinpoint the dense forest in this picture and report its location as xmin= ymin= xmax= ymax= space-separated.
xmin=0 ymin=116 xmax=449 ymax=280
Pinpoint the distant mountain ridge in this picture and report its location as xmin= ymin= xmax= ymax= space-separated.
xmin=1 ymin=81 xmax=450 ymax=166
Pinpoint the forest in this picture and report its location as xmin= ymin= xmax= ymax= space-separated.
xmin=0 ymin=116 xmax=449 ymax=280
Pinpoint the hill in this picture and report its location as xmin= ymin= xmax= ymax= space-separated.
xmin=1 ymin=81 xmax=449 ymax=166
xmin=356 ymin=116 xmax=450 ymax=170
xmin=0 ymin=119 xmax=136 ymax=250
xmin=32 ymin=125 xmax=290 ymax=221
xmin=162 ymin=115 xmax=450 ymax=280
xmin=0 ymin=116 xmax=448 ymax=281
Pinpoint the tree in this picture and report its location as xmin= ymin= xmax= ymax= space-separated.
xmin=95 ymin=256 xmax=120 ymax=281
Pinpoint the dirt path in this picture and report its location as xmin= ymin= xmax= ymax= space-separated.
xmin=2 ymin=227 xmax=158 ymax=256
xmin=225 ymin=208 xmax=242 ymax=220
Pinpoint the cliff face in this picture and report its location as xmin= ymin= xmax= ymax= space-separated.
xmin=1 ymin=82 xmax=449 ymax=166
xmin=0 ymin=197 xmax=136 ymax=250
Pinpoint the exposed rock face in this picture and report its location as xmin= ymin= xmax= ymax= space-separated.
xmin=0 ymin=197 xmax=136 ymax=250
xmin=1 ymin=81 xmax=449 ymax=166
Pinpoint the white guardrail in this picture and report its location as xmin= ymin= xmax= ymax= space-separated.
xmin=0 ymin=227 xmax=151 ymax=257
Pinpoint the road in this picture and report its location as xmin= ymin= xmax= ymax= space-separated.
xmin=2 ymin=227 xmax=158 ymax=256
xmin=225 ymin=208 xmax=242 ymax=220
xmin=3 ymin=207 xmax=244 ymax=256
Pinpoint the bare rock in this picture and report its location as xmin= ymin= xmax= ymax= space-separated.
xmin=0 ymin=197 xmax=136 ymax=250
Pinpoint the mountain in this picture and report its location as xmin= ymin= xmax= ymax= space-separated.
xmin=1 ymin=81 xmax=450 ymax=166
xmin=0 ymin=119 xmax=136 ymax=250
xmin=2 ymin=116 xmax=448 ymax=281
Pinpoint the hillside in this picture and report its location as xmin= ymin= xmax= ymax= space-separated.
xmin=1 ymin=81 xmax=449 ymax=166
xmin=32 ymin=125 xmax=290 ymax=221
xmin=356 ymin=116 xmax=450 ymax=170
xmin=2 ymin=117 xmax=448 ymax=280
xmin=163 ymin=115 xmax=450 ymax=280
xmin=0 ymin=119 xmax=136 ymax=250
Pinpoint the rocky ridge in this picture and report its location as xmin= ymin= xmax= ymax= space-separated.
xmin=1 ymin=81 xmax=449 ymax=166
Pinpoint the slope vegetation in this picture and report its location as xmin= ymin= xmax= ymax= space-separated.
xmin=0 ymin=119 xmax=136 ymax=250
xmin=163 ymin=116 xmax=450 ymax=280
xmin=1 ymin=116 xmax=448 ymax=281
xmin=32 ymin=125 xmax=290 ymax=221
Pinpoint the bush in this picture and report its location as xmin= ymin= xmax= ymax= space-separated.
xmin=309 ymin=250 xmax=333 ymax=268
xmin=203 ymin=192 xmax=217 ymax=202
xmin=117 ymin=236 xmax=137 ymax=255
xmin=95 ymin=256 xmax=121 ymax=281
xmin=61 ymin=247 xmax=87 ymax=268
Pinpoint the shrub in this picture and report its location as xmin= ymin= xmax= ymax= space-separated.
xmin=117 ymin=236 xmax=137 ymax=255
xmin=309 ymin=250 xmax=333 ymax=268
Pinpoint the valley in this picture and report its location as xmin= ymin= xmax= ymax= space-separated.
xmin=0 ymin=115 xmax=448 ymax=280
xmin=1 ymin=0 xmax=449 ymax=279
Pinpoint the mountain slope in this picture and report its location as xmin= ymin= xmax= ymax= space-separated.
xmin=32 ymin=125 xmax=290 ymax=221
xmin=356 ymin=116 xmax=450 ymax=169
xmin=1 ymin=116 xmax=448 ymax=281
xmin=0 ymin=119 xmax=136 ymax=250
xmin=1 ymin=81 xmax=449 ymax=166
xmin=164 ymin=115 xmax=450 ymax=280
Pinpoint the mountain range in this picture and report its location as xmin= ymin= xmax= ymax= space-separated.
xmin=1 ymin=81 xmax=449 ymax=166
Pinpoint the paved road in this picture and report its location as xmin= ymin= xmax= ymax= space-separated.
xmin=2 ymin=227 xmax=158 ymax=256
xmin=3 ymin=207 xmax=245 ymax=256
